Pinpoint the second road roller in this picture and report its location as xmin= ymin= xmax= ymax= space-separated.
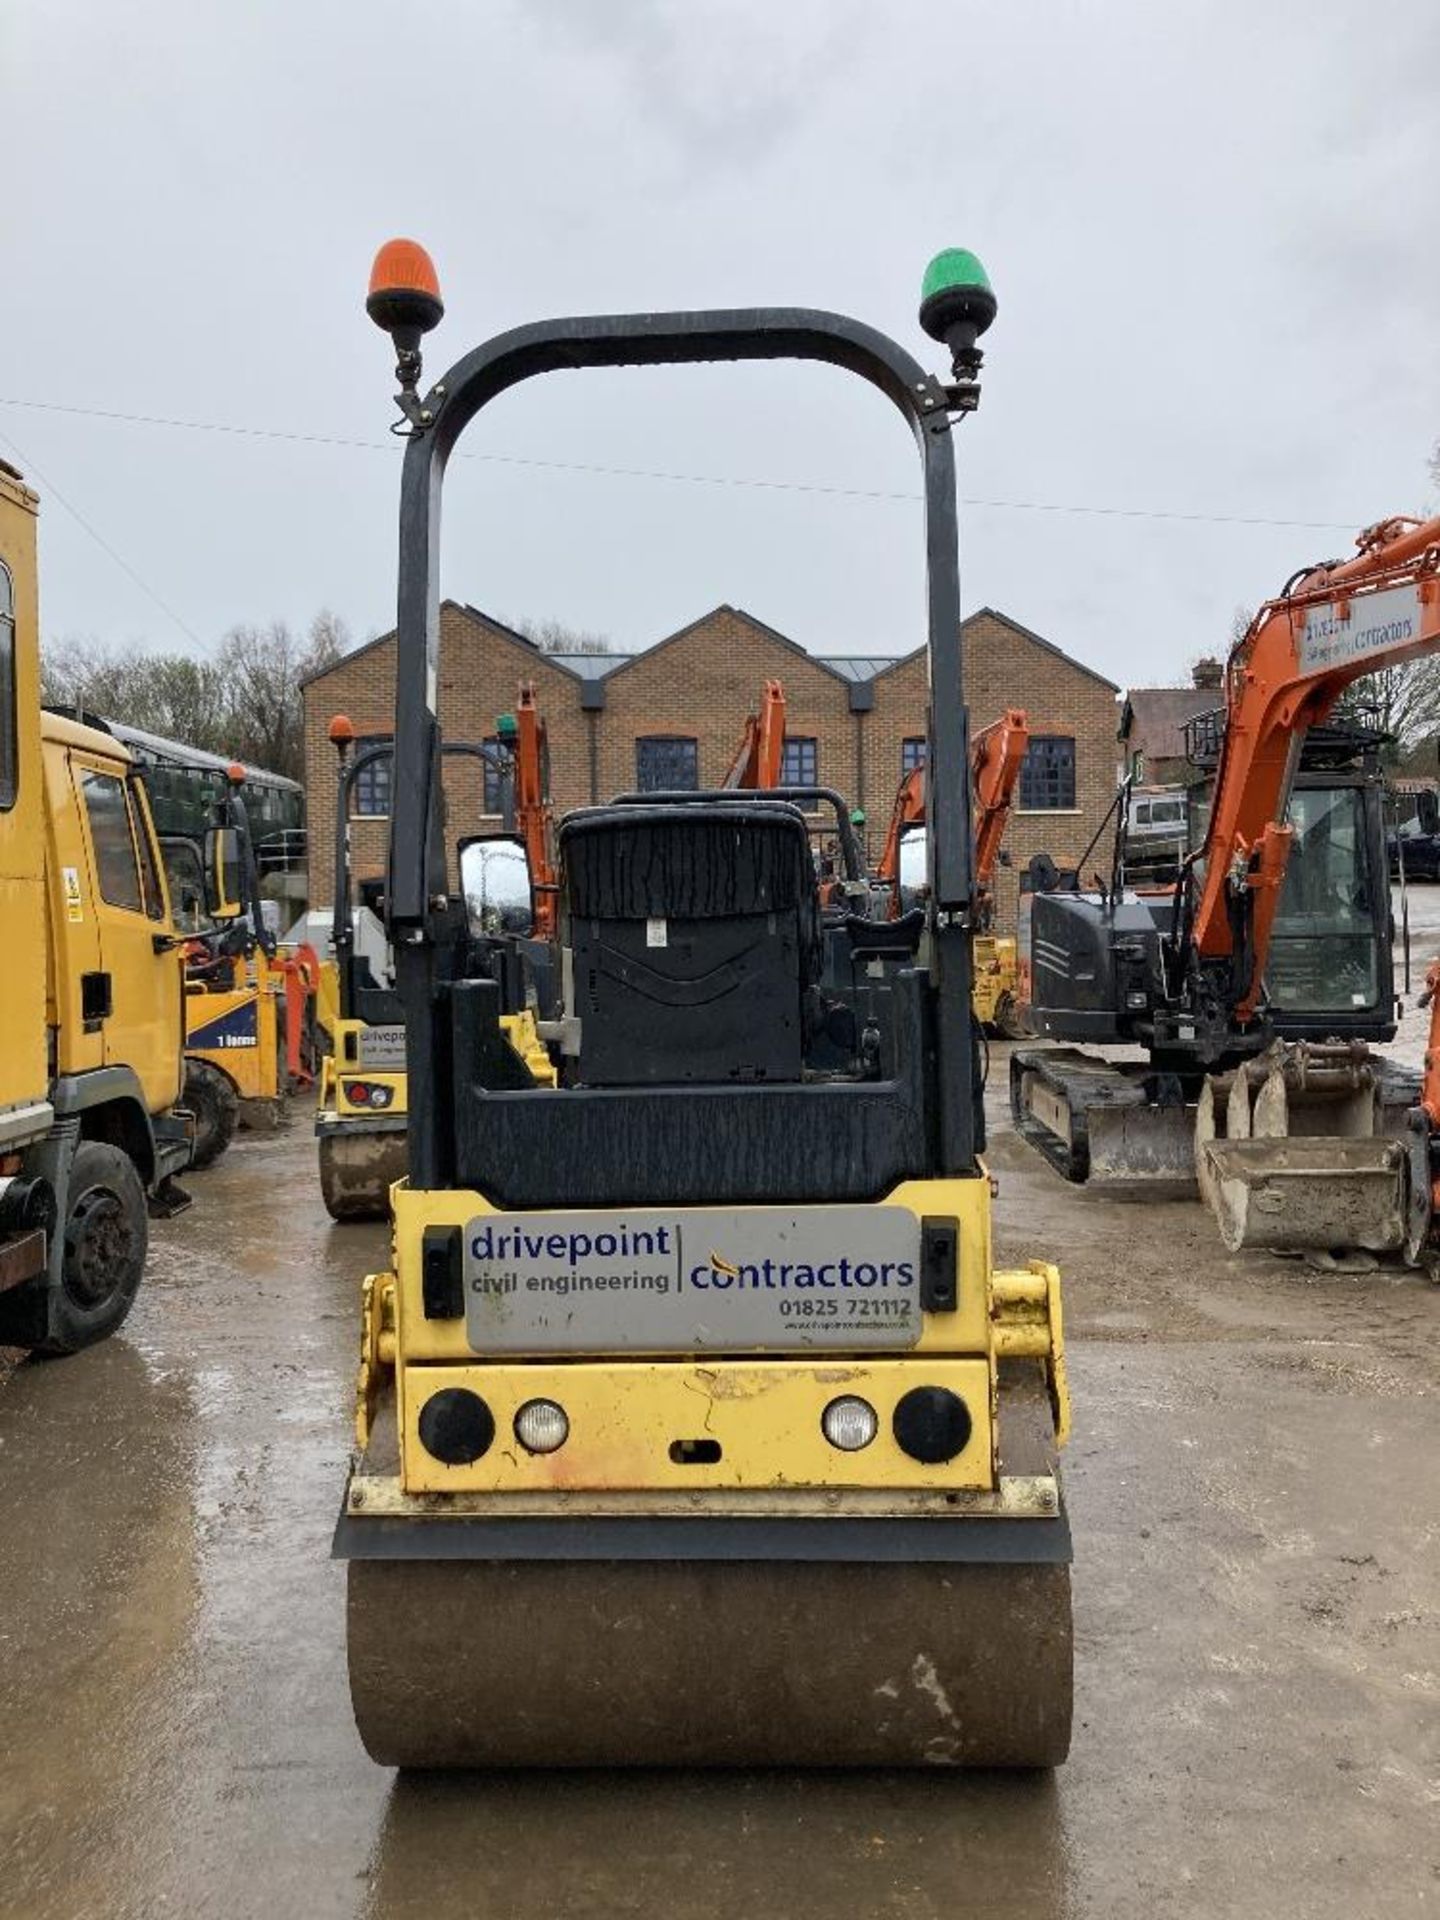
xmin=332 ymin=239 xmax=1075 ymax=1767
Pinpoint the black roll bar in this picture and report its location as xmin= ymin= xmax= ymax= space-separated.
xmin=330 ymin=738 xmax=514 ymax=1013
xmin=385 ymin=306 xmax=978 ymax=1178
xmin=607 ymin=786 xmax=865 ymax=881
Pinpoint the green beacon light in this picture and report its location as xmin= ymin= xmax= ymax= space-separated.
xmin=919 ymin=249 xmax=996 ymax=409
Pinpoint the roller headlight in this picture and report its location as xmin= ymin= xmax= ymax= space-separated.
xmin=514 ymin=1398 xmax=569 ymax=1455
xmin=822 ymin=1395 xmax=878 ymax=1452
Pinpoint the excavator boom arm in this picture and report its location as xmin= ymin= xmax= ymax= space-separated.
xmin=972 ymin=708 xmax=1031 ymax=900
xmin=722 ymin=679 xmax=787 ymax=790
xmin=877 ymin=764 xmax=926 ymax=900
xmin=1193 ymin=514 xmax=1440 ymax=1018
xmin=877 ymin=708 xmax=1030 ymax=922
xmin=514 ymin=684 xmax=558 ymax=941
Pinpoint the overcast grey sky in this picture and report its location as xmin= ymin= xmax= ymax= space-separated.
xmin=5 ymin=0 xmax=1438 ymax=692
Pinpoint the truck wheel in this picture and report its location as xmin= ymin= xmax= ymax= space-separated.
xmin=185 ymin=1059 xmax=239 ymax=1169
xmin=41 ymin=1141 xmax=150 ymax=1355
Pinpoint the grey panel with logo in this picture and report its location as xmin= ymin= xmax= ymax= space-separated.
xmin=358 ymin=1025 xmax=407 ymax=1071
xmin=1295 ymin=583 xmax=1420 ymax=675
xmin=463 ymin=1205 xmax=923 ymax=1353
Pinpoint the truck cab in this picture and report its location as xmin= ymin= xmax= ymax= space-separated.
xmin=0 ymin=461 xmax=191 ymax=1355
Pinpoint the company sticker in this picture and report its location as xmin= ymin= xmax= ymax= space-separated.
xmin=358 ymin=1024 xmax=407 ymax=1070
xmin=62 ymin=867 xmax=83 ymax=923
xmin=189 ymin=1001 xmax=259 ymax=1050
xmin=1295 ymin=583 xmax=1422 ymax=676
xmin=463 ymin=1205 xmax=924 ymax=1353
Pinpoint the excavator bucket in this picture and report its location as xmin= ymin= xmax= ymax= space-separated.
xmin=1196 ymin=1042 xmax=1418 ymax=1255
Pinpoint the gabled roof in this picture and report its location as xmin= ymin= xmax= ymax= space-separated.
xmin=1119 ymin=686 xmax=1224 ymax=757
xmin=869 ymin=607 xmax=1120 ymax=693
xmin=598 ymin=604 xmax=861 ymax=688
xmin=302 ymin=599 xmax=1119 ymax=697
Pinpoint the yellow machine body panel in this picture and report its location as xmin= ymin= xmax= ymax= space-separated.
xmin=397 ymin=1357 xmax=995 ymax=1495
xmin=184 ymin=964 xmax=281 ymax=1102
xmin=363 ymin=1175 xmax=1069 ymax=1504
xmin=319 ymin=1026 xmax=409 ymax=1123
xmin=0 ymin=470 xmax=49 ymax=1124
xmin=315 ymin=958 xmax=340 ymax=1044
xmin=319 ymin=1009 xmax=553 ymax=1124
xmin=43 ymin=720 xmax=184 ymax=1112
xmin=389 ymin=1174 xmax=993 ymax=1365
xmin=971 ymin=932 xmax=1019 ymax=1029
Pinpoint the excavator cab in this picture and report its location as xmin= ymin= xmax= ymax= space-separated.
xmin=1265 ymin=739 xmax=1393 ymax=1034
xmin=334 ymin=243 xmax=1074 ymax=1770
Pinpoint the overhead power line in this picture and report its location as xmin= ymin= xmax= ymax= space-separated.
xmin=0 ymin=423 xmax=205 ymax=650
xmin=0 ymin=395 xmax=1361 ymax=534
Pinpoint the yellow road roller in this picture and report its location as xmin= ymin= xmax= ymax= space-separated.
xmin=316 ymin=712 xmax=555 ymax=1220
xmin=334 ymin=240 xmax=1074 ymax=1767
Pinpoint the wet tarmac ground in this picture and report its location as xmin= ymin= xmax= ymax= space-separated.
xmin=1 ymin=1059 xmax=1437 ymax=1919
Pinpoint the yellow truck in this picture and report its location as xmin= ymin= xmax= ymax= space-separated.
xmin=162 ymin=777 xmax=319 ymax=1167
xmin=0 ymin=461 xmax=193 ymax=1354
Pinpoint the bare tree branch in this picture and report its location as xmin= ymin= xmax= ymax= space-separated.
xmin=504 ymin=613 xmax=615 ymax=655
xmin=41 ymin=607 xmax=354 ymax=781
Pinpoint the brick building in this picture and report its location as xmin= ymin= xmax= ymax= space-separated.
xmin=1117 ymin=658 xmax=1226 ymax=788
xmin=301 ymin=602 xmax=1119 ymax=933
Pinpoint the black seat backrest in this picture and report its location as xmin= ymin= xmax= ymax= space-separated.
xmin=560 ymin=801 xmax=819 ymax=1087
xmin=343 ymin=953 xmax=404 ymax=1029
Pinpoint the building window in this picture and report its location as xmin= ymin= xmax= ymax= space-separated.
xmin=635 ymin=736 xmax=698 ymax=792
xmin=0 ymin=561 xmax=14 ymax=811
xmin=780 ymin=737 xmax=818 ymax=789
xmin=900 ymin=736 xmax=926 ymax=777
xmin=82 ymin=772 xmax=144 ymax=913
xmin=482 ymin=738 xmax=510 ymax=815
xmin=1019 ymin=736 xmax=1077 ymax=810
xmin=352 ymin=736 xmax=392 ymax=817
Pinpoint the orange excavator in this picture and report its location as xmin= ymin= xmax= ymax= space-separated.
xmin=1014 ymin=511 xmax=1440 ymax=1262
xmin=511 ymin=682 xmax=558 ymax=940
xmin=717 ymin=678 xmax=862 ymax=909
xmin=721 ymin=677 xmax=786 ymax=791
xmin=878 ymin=708 xmax=1031 ymax=1034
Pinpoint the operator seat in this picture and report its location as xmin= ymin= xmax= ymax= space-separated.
xmin=560 ymin=801 xmax=820 ymax=1086
xmin=447 ymin=796 xmax=937 ymax=1207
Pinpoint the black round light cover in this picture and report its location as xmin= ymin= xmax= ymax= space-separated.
xmin=417 ymin=1388 xmax=495 ymax=1465
xmin=893 ymin=1386 xmax=972 ymax=1464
